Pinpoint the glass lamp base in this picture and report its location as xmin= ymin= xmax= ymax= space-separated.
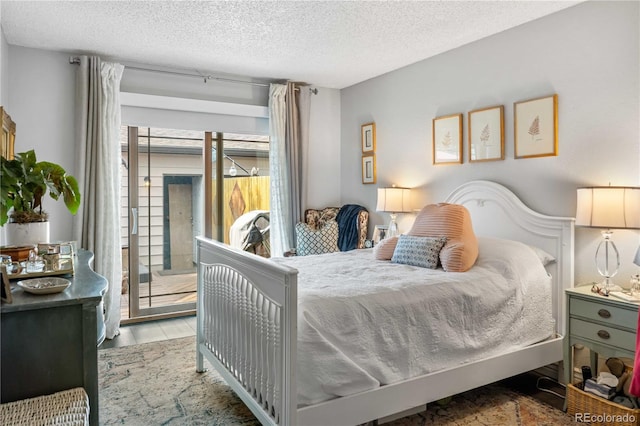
xmin=599 ymin=280 xmax=623 ymax=293
xmin=387 ymin=213 xmax=399 ymax=238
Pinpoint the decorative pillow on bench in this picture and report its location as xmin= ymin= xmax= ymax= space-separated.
xmin=295 ymin=221 xmax=339 ymax=256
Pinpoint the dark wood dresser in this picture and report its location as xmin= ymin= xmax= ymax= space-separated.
xmin=1 ymin=249 xmax=107 ymax=425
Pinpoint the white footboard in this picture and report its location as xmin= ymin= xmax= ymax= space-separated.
xmin=195 ymin=237 xmax=298 ymax=426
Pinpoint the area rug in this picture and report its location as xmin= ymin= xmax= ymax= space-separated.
xmin=98 ymin=336 xmax=574 ymax=425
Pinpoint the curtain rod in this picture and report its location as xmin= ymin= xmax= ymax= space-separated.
xmin=68 ymin=56 xmax=318 ymax=94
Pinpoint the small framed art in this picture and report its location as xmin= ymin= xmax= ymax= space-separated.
xmin=432 ymin=113 xmax=462 ymax=165
xmin=468 ymin=105 xmax=504 ymax=162
xmin=373 ymin=225 xmax=388 ymax=245
xmin=514 ymin=94 xmax=558 ymax=159
xmin=361 ymin=122 xmax=376 ymax=153
xmin=362 ymin=154 xmax=376 ymax=184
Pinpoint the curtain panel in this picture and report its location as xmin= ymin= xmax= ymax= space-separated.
xmin=73 ymin=56 xmax=124 ymax=339
xmin=268 ymin=82 xmax=311 ymax=257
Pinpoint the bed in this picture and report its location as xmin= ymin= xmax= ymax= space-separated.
xmin=195 ymin=180 xmax=575 ymax=425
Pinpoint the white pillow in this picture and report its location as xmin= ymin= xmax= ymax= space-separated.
xmin=527 ymin=244 xmax=556 ymax=266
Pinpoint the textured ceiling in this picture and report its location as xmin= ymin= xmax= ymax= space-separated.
xmin=1 ymin=1 xmax=581 ymax=89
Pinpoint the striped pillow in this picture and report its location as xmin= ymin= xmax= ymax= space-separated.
xmin=373 ymin=236 xmax=399 ymax=260
xmin=408 ymin=203 xmax=478 ymax=272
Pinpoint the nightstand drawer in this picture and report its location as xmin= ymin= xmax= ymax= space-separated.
xmin=569 ymin=297 xmax=637 ymax=330
xmin=570 ymin=318 xmax=636 ymax=352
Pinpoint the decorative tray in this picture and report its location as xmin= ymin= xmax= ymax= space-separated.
xmin=6 ymin=258 xmax=74 ymax=280
xmin=17 ymin=277 xmax=71 ymax=295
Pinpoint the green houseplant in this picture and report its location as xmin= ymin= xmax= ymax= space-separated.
xmin=1 ymin=150 xmax=81 ymax=244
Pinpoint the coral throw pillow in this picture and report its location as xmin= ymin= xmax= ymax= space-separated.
xmin=408 ymin=203 xmax=478 ymax=272
xmin=373 ymin=236 xmax=399 ymax=260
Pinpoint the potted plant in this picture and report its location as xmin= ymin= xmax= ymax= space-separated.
xmin=1 ymin=150 xmax=81 ymax=246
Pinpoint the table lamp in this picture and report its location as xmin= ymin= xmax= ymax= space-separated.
xmin=575 ymin=186 xmax=640 ymax=292
xmin=376 ymin=186 xmax=411 ymax=238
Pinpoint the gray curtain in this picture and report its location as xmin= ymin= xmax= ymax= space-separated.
xmin=269 ymin=82 xmax=311 ymax=256
xmin=73 ymin=56 xmax=124 ymax=339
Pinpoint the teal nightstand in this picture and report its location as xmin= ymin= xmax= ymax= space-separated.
xmin=563 ymin=285 xmax=638 ymax=409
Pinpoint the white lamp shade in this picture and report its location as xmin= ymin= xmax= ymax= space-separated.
xmin=376 ymin=187 xmax=411 ymax=213
xmin=634 ymin=245 xmax=640 ymax=267
xmin=576 ymin=187 xmax=640 ymax=229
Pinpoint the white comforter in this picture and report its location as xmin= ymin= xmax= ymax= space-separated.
xmin=274 ymin=237 xmax=554 ymax=406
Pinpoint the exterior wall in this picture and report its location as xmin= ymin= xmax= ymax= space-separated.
xmin=121 ymin=152 xmax=203 ymax=271
xmin=340 ymin=1 xmax=640 ymax=285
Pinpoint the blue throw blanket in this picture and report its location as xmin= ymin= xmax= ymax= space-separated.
xmin=336 ymin=204 xmax=367 ymax=251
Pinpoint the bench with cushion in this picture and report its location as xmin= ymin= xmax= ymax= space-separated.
xmin=292 ymin=205 xmax=369 ymax=256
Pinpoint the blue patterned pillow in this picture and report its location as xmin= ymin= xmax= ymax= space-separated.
xmin=295 ymin=220 xmax=339 ymax=256
xmin=391 ymin=235 xmax=447 ymax=269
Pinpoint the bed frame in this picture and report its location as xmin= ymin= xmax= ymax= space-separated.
xmin=195 ymin=180 xmax=574 ymax=426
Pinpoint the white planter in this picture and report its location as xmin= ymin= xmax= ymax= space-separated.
xmin=5 ymin=222 xmax=50 ymax=246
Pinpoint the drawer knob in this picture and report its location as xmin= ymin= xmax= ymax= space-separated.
xmin=597 ymin=330 xmax=611 ymax=339
xmin=598 ymin=309 xmax=611 ymax=318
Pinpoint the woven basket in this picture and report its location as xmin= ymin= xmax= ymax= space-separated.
xmin=0 ymin=387 xmax=89 ymax=426
xmin=567 ymin=383 xmax=640 ymax=426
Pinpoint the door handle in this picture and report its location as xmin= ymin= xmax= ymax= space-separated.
xmin=131 ymin=207 xmax=138 ymax=235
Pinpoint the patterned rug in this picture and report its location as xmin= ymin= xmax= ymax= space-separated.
xmin=98 ymin=336 xmax=575 ymax=425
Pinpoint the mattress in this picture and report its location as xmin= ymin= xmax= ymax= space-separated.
xmin=274 ymin=237 xmax=555 ymax=406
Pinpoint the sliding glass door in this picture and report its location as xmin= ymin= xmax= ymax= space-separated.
xmin=121 ymin=126 xmax=269 ymax=322
xmin=123 ymin=127 xmax=203 ymax=320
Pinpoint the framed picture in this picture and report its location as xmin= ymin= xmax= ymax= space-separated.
xmin=468 ymin=105 xmax=504 ymax=162
xmin=361 ymin=122 xmax=376 ymax=153
xmin=373 ymin=225 xmax=388 ymax=245
xmin=514 ymin=94 xmax=558 ymax=159
xmin=362 ymin=154 xmax=376 ymax=184
xmin=1 ymin=265 xmax=12 ymax=304
xmin=432 ymin=113 xmax=462 ymax=165
xmin=1 ymin=107 xmax=16 ymax=160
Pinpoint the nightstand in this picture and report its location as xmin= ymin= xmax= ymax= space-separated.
xmin=563 ymin=285 xmax=638 ymax=408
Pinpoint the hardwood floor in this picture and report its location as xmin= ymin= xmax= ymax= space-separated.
xmin=120 ymin=270 xmax=196 ymax=321
xmin=99 ymin=315 xmax=196 ymax=349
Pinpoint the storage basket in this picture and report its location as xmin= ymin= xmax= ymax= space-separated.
xmin=567 ymin=383 xmax=640 ymax=426
xmin=0 ymin=387 xmax=89 ymax=426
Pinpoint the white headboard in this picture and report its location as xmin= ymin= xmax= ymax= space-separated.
xmin=445 ymin=180 xmax=575 ymax=336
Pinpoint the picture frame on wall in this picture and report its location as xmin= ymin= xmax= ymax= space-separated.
xmin=468 ymin=105 xmax=504 ymax=162
xmin=362 ymin=154 xmax=376 ymax=184
xmin=514 ymin=94 xmax=558 ymax=159
xmin=361 ymin=122 xmax=376 ymax=153
xmin=432 ymin=113 xmax=462 ymax=165
xmin=1 ymin=107 xmax=16 ymax=160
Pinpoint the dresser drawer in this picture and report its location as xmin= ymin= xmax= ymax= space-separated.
xmin=570 ymin=318 xmax=636 ymax=352
xmin=569 ymin=297 xmax=637 ymax=330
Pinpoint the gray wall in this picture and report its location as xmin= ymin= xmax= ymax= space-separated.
xmin=7 ymin=46 xmax=76 ymax=243
xmin=340 ymin=1 xmax=640 ymax=284
xmin=1 ymin=26 xmax=8 ymax=107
